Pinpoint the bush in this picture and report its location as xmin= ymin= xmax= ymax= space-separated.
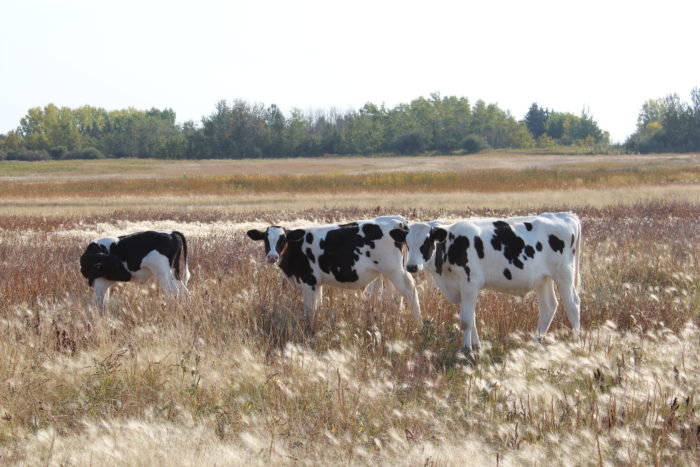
xmin=65 ymin=147 xmax=105 ymax=160
xmin=49 ymin=146 xmax=68 ymax=159
xmin=0 ymin=149 xmax=7 ymax=161
xmin=6 ymin=149 xmax=51 ymax=161
xmin=461 ymin=134 xmax=490 ymax=154
xmin=394 ymin=132 xmax=426 ymax=155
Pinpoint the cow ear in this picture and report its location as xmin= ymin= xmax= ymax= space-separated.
xmin=247 ymin=229 xmax=265 ymax=241
xmin=430 ymin=227 xmax=447 ymax=243
xmin=389 ymin=228 xmax=408 ymax=243
xmin=286 ymin=229 xmax=305 ymax=243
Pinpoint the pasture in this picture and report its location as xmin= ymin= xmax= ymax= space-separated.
xmin=0 ymin=153 xmax=699 ymax=465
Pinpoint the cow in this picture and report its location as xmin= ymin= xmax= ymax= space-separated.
xmin=79 ymin=230 xmax=190 ymax=307
xmin=246 ymin=216 xmax=422 ymax=332
xmin=392 ymin=213 xmax=581 ymax=353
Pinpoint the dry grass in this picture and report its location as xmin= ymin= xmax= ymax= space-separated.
xmin=1 ymin=201 xmax=699 ymax=465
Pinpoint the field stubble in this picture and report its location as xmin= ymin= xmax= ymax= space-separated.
xmin=0 ymin=201 xmax=699 ymax=465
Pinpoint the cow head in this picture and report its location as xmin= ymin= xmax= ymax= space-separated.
xmin=399 ymin=223 xmax=447 ymax=274
xmin=79 ymin=243 xmax=132 ymax=285
xmin=247 ymin=226 xmax=305 ymax=264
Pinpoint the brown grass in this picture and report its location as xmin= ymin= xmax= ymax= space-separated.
xmin=1 ymin=201 xmax=699 ymax=464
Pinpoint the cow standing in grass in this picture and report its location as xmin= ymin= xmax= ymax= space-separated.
xmin=80 ymin=230 xmax=190 ymax=307
xmin=247 ymin=216 xmax=421 ymax=332
xmin=393 ymin=213 xmax=581 ymax=353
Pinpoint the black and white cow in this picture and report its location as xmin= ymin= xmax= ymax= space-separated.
xmin=79 ymin=230 xmax=190 ymax=306
xmin=246 ymin=216 xmax=422 ymax=330
xmin=393 ymin=213 xmax=581 ymax=352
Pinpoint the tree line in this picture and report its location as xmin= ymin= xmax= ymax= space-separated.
xmin=0 ymin=89 xmax=694 ymax=161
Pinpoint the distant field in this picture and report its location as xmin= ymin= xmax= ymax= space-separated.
xmin=1 ymin=152 xmax=699 ymax=180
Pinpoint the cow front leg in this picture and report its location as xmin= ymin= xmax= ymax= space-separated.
xmin=302 ymin=286 xmax=320 ymax=335
xmin=92 ymin=278 xmax=113 ymax=308
xmin=384 ymin=271 xmax=422 ymax=327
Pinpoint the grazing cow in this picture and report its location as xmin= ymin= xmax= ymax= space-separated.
xmin=246 ymin=216 xmax=421 ymax=331
xmin=79 ymin=230 xmax=190 ymax=306
xmin=392 ymin=213 xmax=581 ymax=352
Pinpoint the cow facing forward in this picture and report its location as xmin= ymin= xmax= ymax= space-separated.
xmin=393 ymin=213 xmax=581 ymax=353
xmin=247 ymin=216 xmax=421 ymax=331
xmin=80 ymin=230 xmax=190 ymax=306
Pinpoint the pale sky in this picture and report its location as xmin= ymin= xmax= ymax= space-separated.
xmin=1 ymin=0 xmax=698 ymax=143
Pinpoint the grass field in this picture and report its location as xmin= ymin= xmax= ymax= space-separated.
xmin=0 ymin=154 xmax=699 ymax=465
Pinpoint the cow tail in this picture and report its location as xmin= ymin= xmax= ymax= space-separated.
xmin=172 ymin=231 xmax=188 ymax=281
xmin=574 ymin=217 xmax=582 ymax=293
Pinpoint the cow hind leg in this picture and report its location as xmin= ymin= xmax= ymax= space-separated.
xmin=535 ymin=278 xmax=559 ymax=342
xmin=554 ymin=270 xmax=581 ymax=340
xmin=384 ymin=271 xmax=422 ymax=326
xmin=458 ymin=292 xmax=479 ymax=354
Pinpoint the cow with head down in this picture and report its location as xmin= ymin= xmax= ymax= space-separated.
xmin=393 ymin=213 xmax=581 ymax=354
xmin=80 ymin=230 xmax=190 ymax=307
xmin=247 ymin=216 xmax=421 ymax=332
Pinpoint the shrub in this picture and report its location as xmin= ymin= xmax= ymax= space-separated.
xmin=6 ymin=149 xmax=51 ymax=161
xmin=461 ymin=134 xmax=490 ymax=154
xmin=65 ymin=147 xmax=105 ymax=160
xmin=394 ymin=132 xmax=426 ymax=155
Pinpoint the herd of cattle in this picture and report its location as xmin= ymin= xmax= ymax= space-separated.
xmin=79 ymin=213 xmax=581 ymax=352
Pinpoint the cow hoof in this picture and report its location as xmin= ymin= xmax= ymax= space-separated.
xmin=459 ymin=347 xmax=479 ymax=365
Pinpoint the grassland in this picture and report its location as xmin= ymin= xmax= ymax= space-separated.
xmin=0 ymin=154 xmax=699 ymax=465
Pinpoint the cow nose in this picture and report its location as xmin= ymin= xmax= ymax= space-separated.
xmin=266 ymin=254 xmax=279 ymax=264
xmin=406 ymin=264 xmax=418 ymax=274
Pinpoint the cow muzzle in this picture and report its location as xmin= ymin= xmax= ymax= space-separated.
xmin=266 ymin=253 xmax=280 ymax=264
xmin=406 ymin=264 xmax=419 ymax=274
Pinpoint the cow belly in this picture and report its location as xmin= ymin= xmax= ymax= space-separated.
xmin=128 ymin=267 xmax=153 ymax=283
xmin=319 ymin=270 xmax=379 ymax=290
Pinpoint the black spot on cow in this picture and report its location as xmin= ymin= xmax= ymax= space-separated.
xmin=570 ymin=234 xmax=575 ymax=248
xmin=536 ymin=242 xmax=543 ymax=251
xmin=449 ymin=233 xmax=454 ymax=241
xmin=503 ymin=268 xmax=512 ymax=280
xmin=447 ymin=236 xmax=470 ymax=268
xmin=474 ymin=236 xmax=484 ymax=259
xmin=434 ymin=240 xmax=446 ymax=274
xmin=318 ymin=223 xmax=384 ymax=282
xmin=549 ymin=234 xmax=565 ymax=254
xmin=306 ymin=232 xmax=314 ymax=243
xmin=373 ymin=260 xmax=378 ymax=264
xmin=464 ymin=265 xmax=471 ymax=281
xmin=491 ymin=221 xmax=525 ymax=269
xmin=524 ymin=222 xmax=533 ymax=231
xmin=524 ymin=245 xmax=535 ymax=258
xmin=420 ymin=236 xmax=435 ymax=262
xmin=365 ymin=251 xmax=370 ymax=257
xmin=306 ymin=248 xmax=316 ymax=263
xmin=279 ymin=242 xmax=317 ymax=287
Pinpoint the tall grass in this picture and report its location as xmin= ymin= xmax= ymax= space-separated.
xmin=0 ymin=202 xmax=698 ymax=464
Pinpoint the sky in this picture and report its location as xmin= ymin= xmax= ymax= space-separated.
xmin=1 ymin=0 xmax=698 ymax=143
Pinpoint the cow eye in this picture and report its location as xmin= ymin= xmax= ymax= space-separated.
xmin=95 ymin=264 xmax=102 ymax=270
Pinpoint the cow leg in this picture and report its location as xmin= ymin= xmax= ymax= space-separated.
xmin=535 ymin=278 xmax=559 ymax=342
xmin=554 ymin=270 xmax=581 ymax=340
xmin=302 ymin=286 xmax=320 ymax=334
xmin=92 ymin=278 xmax=113 ymax=307
xmin=458 ymin=292 xmax=479 ymax=353
xmin=384 ymin=271 xmax=422 ymax=326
